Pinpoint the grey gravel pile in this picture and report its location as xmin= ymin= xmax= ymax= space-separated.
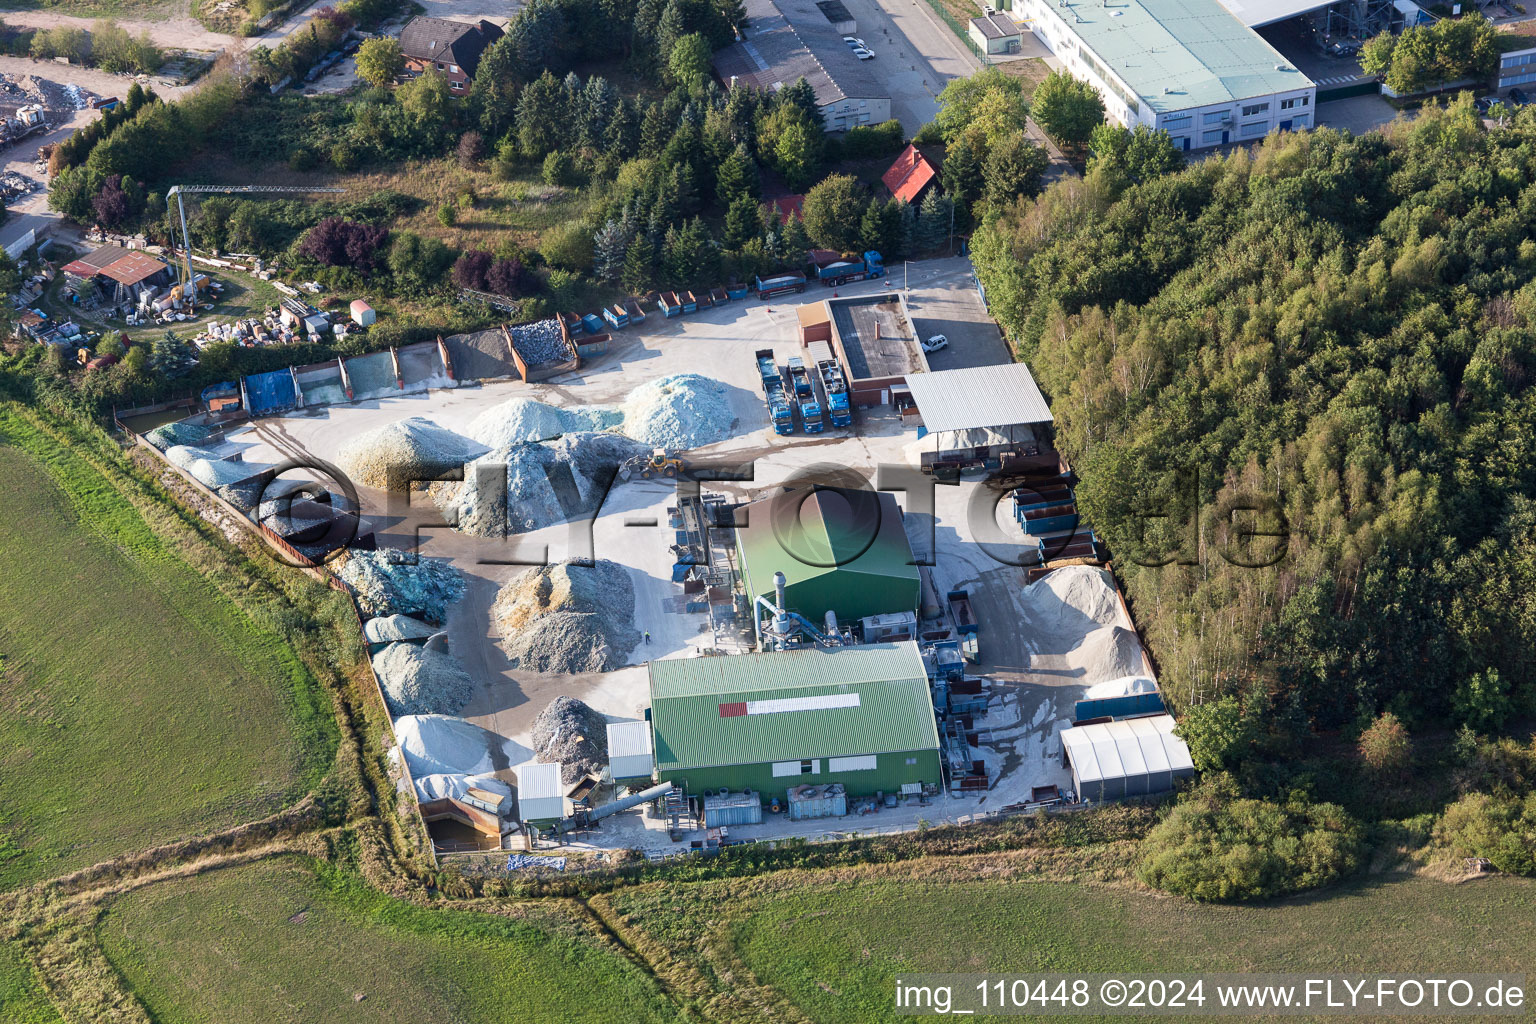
xmin=434 ymin=432 xmax=648 ymax=537
xmin=371 ymin=641 xmax=476 ymax=718
xmin=336 ymin=548 xmax=466 ymax=622
xmin=492 ymin=559 xmax=640 ymax=674
xmin=363 ymin=614 xmax=439 ymax=644
xmin=335 ymin=416 xmax=487 ymax=492
xmin=531 ymin=696 xmax=609 ymax=784
xmin=145 ymin=421 xmax=215 ymax=451
xmin=466 ymin=397 xmax=623 ymax=449
xmin=508 ymin=319 xmax=569 ymax=365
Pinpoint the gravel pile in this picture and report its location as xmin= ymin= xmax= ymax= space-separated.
xmin=395 ymin=714 xmax=512 ymax=777
xmin=372 ymin=641 xmax=476 ymax=718
xmin=364 ymin=614 xmax=439 ymax=644
xmin=435 ymin=432 xmax=648 ymax=536
xmin=1076 ymin=625 xmax=1148 ymax=685
xmin=466 ymin=397 xmax=623 ymax=449
xmin=165 ymin=444 xmax=229 ymax=469
xmin=1019 ymin=565 xmax=1127 ymax=640
xmin=336 ymin=548 xmax=466 ymax=622
xmin=509 ymin=319 xmax=569 ymax=365
xmin=146 ymin=421 xmax=215 ymax=451
xmin=492 ymin=559 xmax=640 ymax=674
xmin=336 ymin=416 xmax=487 ymax=492
xmin=531 ymin=696 xmax=609 ymax=784
xmin=619 ymin=373 xmax=734 ymax=449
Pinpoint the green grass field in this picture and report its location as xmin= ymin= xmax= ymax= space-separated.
xmin=608 ymin=872 xmax=1536 ymax=1023
xmin=0 ymin=411 xmax=334 ymax=889
xmin=0 ymin=942 xmax=62 ymax=1024
xmin=96 ymin=857 xmax=682 ymax=1023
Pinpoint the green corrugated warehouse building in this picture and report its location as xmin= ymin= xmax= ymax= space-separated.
xmin=647 ymin=641 xmax=942 ymax=797
xmin=736 ymin=488 xmax=920 ymax=642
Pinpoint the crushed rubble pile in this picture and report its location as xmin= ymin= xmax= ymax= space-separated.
xmin=466 ymin=397 xmax=623 ymax=449
xmin=145 ymin=421 xmax=216 ymax=451
xmin=530 ymin=696 xmax=608 ymax=784
xmin=492 ymin=559 xmax=640 ymax=674
xmin=619 ymin=373 xmax=734 ymax=449
xmin=435 ymin=432 xmax=648 ymax=536
xmin=335 ymin=416 xmax=487 ymax=491
xmin=394 ymin=714 xmax=513 ymax=777
xmin=336 ymin=548 xmax=465 ymax=622
xmin=363 ymin=614 xmax=439 ymax=644
xmin=164 ymin=444 xmax=228 ymax=469
xmin=372 ymin=641 xmax=476 ymax=718
xmin=508 ymin=319 xmax=569 ymax=364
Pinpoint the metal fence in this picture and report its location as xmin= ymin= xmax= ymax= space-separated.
xmin=921 ymin=0 xmax=988 ymax=63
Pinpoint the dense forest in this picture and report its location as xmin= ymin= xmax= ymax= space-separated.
xmin=975 ymin=98 xmax=1536 ymax=893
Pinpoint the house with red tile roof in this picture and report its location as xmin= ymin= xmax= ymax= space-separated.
xmin=881 ymin=144 xmax=938 ymax=205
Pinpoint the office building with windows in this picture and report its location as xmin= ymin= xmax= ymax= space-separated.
xmin=1015 ymin=0 xmax=1315 ymax=150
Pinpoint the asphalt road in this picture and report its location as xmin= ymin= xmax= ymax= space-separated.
xmin=839 ymin=0 xmax=981 ymax=134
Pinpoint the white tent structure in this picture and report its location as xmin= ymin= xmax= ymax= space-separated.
xmin=904 ymin=363 xmax=1055 ymax=471
xmin=1060 ymin=714 xmax=1194 ymax=801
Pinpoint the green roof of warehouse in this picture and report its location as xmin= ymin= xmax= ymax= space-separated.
xmin=648 ymin=642 xmax=939 ymax=771
xmin=736 ymin=488 xmax=920 ymax=593
xmin=1043 ymin=0 xmax=1312 ymax=112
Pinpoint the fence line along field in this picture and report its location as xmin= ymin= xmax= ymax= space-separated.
xmin=0 ymin=409 xmax=335 ymax=890
xmin=95 ymin=856 xmax=682 ymax=1024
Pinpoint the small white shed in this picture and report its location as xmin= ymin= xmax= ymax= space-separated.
xmin=515 ymin=762 xmax=565 ymax=823
xmin=606 ymin=721 xmax=655 ymax=782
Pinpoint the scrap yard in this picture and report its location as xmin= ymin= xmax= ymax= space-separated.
xmin=123 ymin=257 xmax=1190 ymax=860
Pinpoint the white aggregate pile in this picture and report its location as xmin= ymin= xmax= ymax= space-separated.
xmin=364 ymin=614 xmax=439 ymax=644
xmin=336 ymin=548 xmax=466 ymax=622
xmin=145 ymin=421 xmax=216 ymax=450
xmin=371 ymin=641 xmax=476 ymax=718
xmin=531 ymin=696 xmax=608 ymax=784
xmin=619 ymin=374 xmax=735 ymax=449
xmin=492 ymin=560 xmax=640 ymax=674
xmin=1077 ymin=625 xmax=1148 ymax=685
xmin=336 ymin=416 xmax=487 ymax=491
xmin=435 ymin=432 xmax=648 ymax=536
xmin=1019 ymin=565 xmax=1150 ymax=687
xmin=1019 ymin=565 xmax=1128 ymax=639
xmin=394 ymin=714 xmax=513 ymax=777
xmin=466 ymin=397 xmax=623 ymax=449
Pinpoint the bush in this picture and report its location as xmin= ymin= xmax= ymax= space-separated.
xmin=1138 ymin=780 xmax=1367 ymax=901
xmin=1433 ymin=792 xmax=1536 ymax=875
xmin=542 ymin=150 xmax=575 ymax=187
xmin=840 ymin=119 xmax=906 ymax=159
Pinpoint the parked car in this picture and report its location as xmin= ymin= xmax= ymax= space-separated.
xmin=1475 ymin=95 xmax=1495 ymax=115
xmin=844 ymin=36 xmax=866 ymax=48
xmin=1512 ymin=88 xmax=1530 ymax=107
xmin=922 ymin=334 xmax=948 ymax=353
xmin=853 ymin=47 xmax=875 ymax=59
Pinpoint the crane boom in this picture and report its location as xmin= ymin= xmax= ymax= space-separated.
xmin=166 ymin=184 xmax=347 ymax=302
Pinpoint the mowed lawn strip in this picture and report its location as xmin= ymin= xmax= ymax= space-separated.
xmin=0 ymin=412 xmax=333 ymax=889
xmin=0 ymin=941 xmax=63 ymax=1024
xmin=97 ymin=857 xmax=682 ymax=1024
xmin=715 ymin=875 xmax=1536 ymax=1022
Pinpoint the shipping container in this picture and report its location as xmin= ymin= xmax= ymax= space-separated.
xmin=786 ymin=783 xmax=847 ymax=821
xmin=703 ymin=789 xmax=764 ymax=827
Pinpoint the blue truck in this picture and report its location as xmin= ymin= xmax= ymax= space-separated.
xmin=816 ymin=358 xmax=852 ymax=427
xmin=818 ymin=251 xmax=885 ymax=287
xmin=786 ymin=357 xmax=823 ymax=433
xmin=754 ymin=270 xmax=807 ymax=300
xmin=757 ymin=348 xmax=795 ymax=435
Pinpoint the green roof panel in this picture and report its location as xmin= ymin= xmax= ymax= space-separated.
xmin=648 ymin=642 xmax=940 ymax=771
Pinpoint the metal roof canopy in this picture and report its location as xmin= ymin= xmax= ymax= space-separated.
xmin=606 ymin=721 xmax=655 ymax=779
xmin=648 ymin=641 xmax=939 ymax=771
xmin=1215 ymin=0 xmax=1334 ymax=27
xmin=904 ymin=363 xmax=1054 ymax=433
xmin=1038 ymin=0 xmax=1314 ymax=113
xmin=1060 ymin=715 xmax=1193 ymax=786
